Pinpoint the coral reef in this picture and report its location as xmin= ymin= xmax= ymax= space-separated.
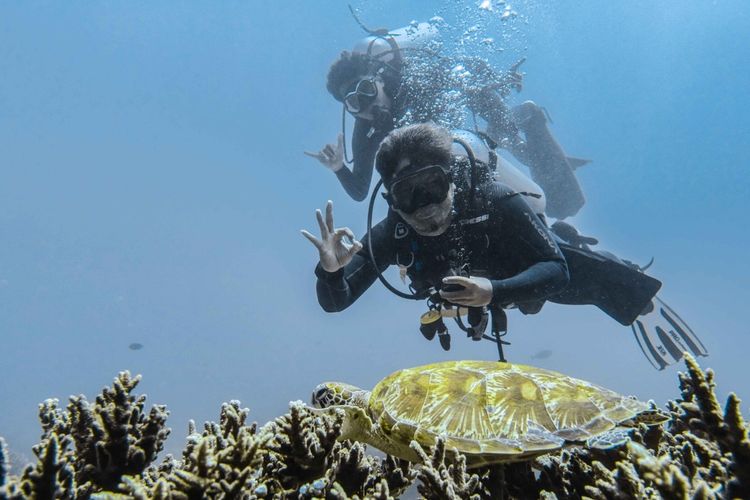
xmin=1 ymin=355 xmax=747 ymax=499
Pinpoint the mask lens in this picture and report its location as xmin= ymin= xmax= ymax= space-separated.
xmin=343 ymin=78 xmax=378 ymax=114
xmin=355 ymin=78 xmax=377 ymax=97
xmin=390 ymin=166 xmax=449 ymax=214
xmin=344 ymin=92 xmax=362 ymax=113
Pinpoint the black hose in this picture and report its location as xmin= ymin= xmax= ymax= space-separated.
xmin=367 ymin=179 xmax=427 ymax=300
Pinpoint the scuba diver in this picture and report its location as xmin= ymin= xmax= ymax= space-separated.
xmin=304 ymin=18 xmax=588 ymax=219
xmin=301 ymin=123 xmax=708 ymax=370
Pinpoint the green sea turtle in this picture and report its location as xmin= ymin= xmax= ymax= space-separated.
xmin=311 ymin=360 xmax=668 ymax=468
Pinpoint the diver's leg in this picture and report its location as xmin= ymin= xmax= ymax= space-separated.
xmin=512 ymin=101 xmax=586 ymax=220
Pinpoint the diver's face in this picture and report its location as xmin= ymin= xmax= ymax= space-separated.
xmin=391 ymin=158 xmax=455 ymax=237
xmin=347 ymin=77 xmax=391 ymax=121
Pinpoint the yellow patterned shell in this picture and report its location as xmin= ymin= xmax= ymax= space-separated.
xmin=368 ymin=360 xmax=651 ymax=462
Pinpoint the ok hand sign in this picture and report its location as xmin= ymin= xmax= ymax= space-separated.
xmin=301 ymin=200 xmax=363 ymax=273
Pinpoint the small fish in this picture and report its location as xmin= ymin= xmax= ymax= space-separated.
xmin=129 ymin=342 xmax=144 ymax=351
xmin=530 ymin=349 xmax=552 ymax=360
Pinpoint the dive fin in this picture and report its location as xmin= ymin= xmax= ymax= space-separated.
xmin=655 ymin=296 xmax=708 ymax=357
xmin=566 ymin=156 xmax=591 ymax=170
xmin=631 ymin=316 xmax=680 ymax=370
xmin=630 ymin=296 xmax=708 ymax=370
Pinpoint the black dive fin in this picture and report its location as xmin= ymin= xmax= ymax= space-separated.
xmin=655 ymin=296 xmax=708 ymax=357
xmin=630 ymin=296 xmax=708 ymax=370
xmin=631 ymin=316 xmax=681 ymax=370
xmin=566 ymin=156 xmax=591 ymax=170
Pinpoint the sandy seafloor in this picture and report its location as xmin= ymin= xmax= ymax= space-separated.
xmin=0 ymin=0 xmax=748 ymax=468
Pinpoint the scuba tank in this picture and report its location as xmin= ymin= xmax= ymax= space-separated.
xmin=352 ymin=21 xmax=440 ymax=64
xmin=451 ymin=130 xmax=547 ymax=215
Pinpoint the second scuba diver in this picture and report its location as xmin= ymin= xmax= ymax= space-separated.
xmin=304 ymin=20 xmax=588 ymax=219
xmin=302 ymin=123 xmax=708 ymax=370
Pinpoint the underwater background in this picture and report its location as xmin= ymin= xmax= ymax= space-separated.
xmin=1 ymin=0 xmax=748 ymax=464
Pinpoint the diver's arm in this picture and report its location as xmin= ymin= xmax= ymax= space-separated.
xmin=470 ymin=89 xmax=518 ymax=142
xmin=490 ymin=261 xmax=568 ymax=306
xmin=315 ymin=217 xmax=393 ymax=312
xmin=488 ymin=192 xmax=569 ymax=306
xmin=458 ymin=57 xmax=519 ymax=141
xmin=333 ymin=119 xmax=382 ymax=202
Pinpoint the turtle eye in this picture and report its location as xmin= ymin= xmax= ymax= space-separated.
xmin=312 ymin=388 xmax=328 ymax=407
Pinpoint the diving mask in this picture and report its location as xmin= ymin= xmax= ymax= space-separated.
xmin=386 ymin=164 xmax=451 ymax=214
xmin=343 ymin=77 xmax=379 ymax=114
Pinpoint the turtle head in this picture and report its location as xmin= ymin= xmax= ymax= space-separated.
xmin=311 ymin=382 xmax=374 ymax=443
xmin=311 ymin=382 xmax=371 ymax=410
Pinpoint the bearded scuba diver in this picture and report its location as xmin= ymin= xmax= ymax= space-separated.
xmin=304 ymin=15 xmax=588 ymax=219
xmin=302 ymin=123 xmax=708 ymax=370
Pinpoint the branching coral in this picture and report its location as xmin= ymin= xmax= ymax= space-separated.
xmin=1 ymin=355 xmax=747 ymax=499
xmin=262 ymin=400 xmax=343 ymax=488
xmin=1 ymin=437 xmax=9 ymax=488
xmin=0 ymin=372 xmax=170 ymax=499
xmin=529 ymin=354 xmax=747 ymax=500
xmin=410 ymin=439 xmax=481 ymax=500
xmin=66 ymin=372 xmax=170 ymax=496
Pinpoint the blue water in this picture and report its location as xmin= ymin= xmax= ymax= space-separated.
xmin=1 ymin=1 xmax=748 ymax=461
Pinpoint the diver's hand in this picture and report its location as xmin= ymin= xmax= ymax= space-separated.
xmin=304 ymin=134 xmax=344 ymax=172
xmin=439 ymin=276 xmax=493 ymax=307
xmin=503 ymin=57 xmax=526 ymax=94
xmin=301 ymin=200 xmax=363 ymax=273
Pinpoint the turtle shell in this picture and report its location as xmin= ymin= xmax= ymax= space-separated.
xmin=367 ymin=360 xmax=650 ymax=463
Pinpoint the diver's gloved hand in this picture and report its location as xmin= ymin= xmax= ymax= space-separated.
xmin=439 ymin=276 xmax=493 ymax=307
xmin=304 ymin=134 xmax=344 ymax=172
xmin=301 ymin=200 xmax=363 ymax=273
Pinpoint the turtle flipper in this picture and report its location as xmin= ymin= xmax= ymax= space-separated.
xmin=586 ymin=428 xmax=632 ymax=450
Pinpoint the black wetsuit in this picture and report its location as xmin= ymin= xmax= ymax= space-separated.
xmin=316 ymin=180 xmax=661 ymax=326
xmin=316 ymin=182 xmax=568 ymax=311
xmin=335 ymin=114 xmax=392 ymax=201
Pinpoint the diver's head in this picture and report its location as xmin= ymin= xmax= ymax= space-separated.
xmin=326 ymin=51 xmax=395 ymax=120
xmin=376 ymin=124 xmax=455 ymax=236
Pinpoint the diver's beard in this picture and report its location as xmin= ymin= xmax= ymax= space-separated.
xmin=397 ymin=188 xmax=455 ymax=237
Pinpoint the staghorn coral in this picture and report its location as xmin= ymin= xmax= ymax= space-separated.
xmin=64 ymin=371 xmax=171 ymax=496
xmin=0 ymin=372 xmax=170 ymax=499
xmin=100 ymin=400 xmax=413 ymax=499
xmin=110 ymin=400 xmax=272 ymax=499
xmin=410 ymin=439 xmax=481 ymax=500
xmin=0 ymin=437 xmax=9 ymax=488
xmin=261 ymin=400 xmax=343 ymax=488
xmin=18 ymin=433 xmax=76 ymax=499
xmin=1 ymin=354 xmax=747 ymax=499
